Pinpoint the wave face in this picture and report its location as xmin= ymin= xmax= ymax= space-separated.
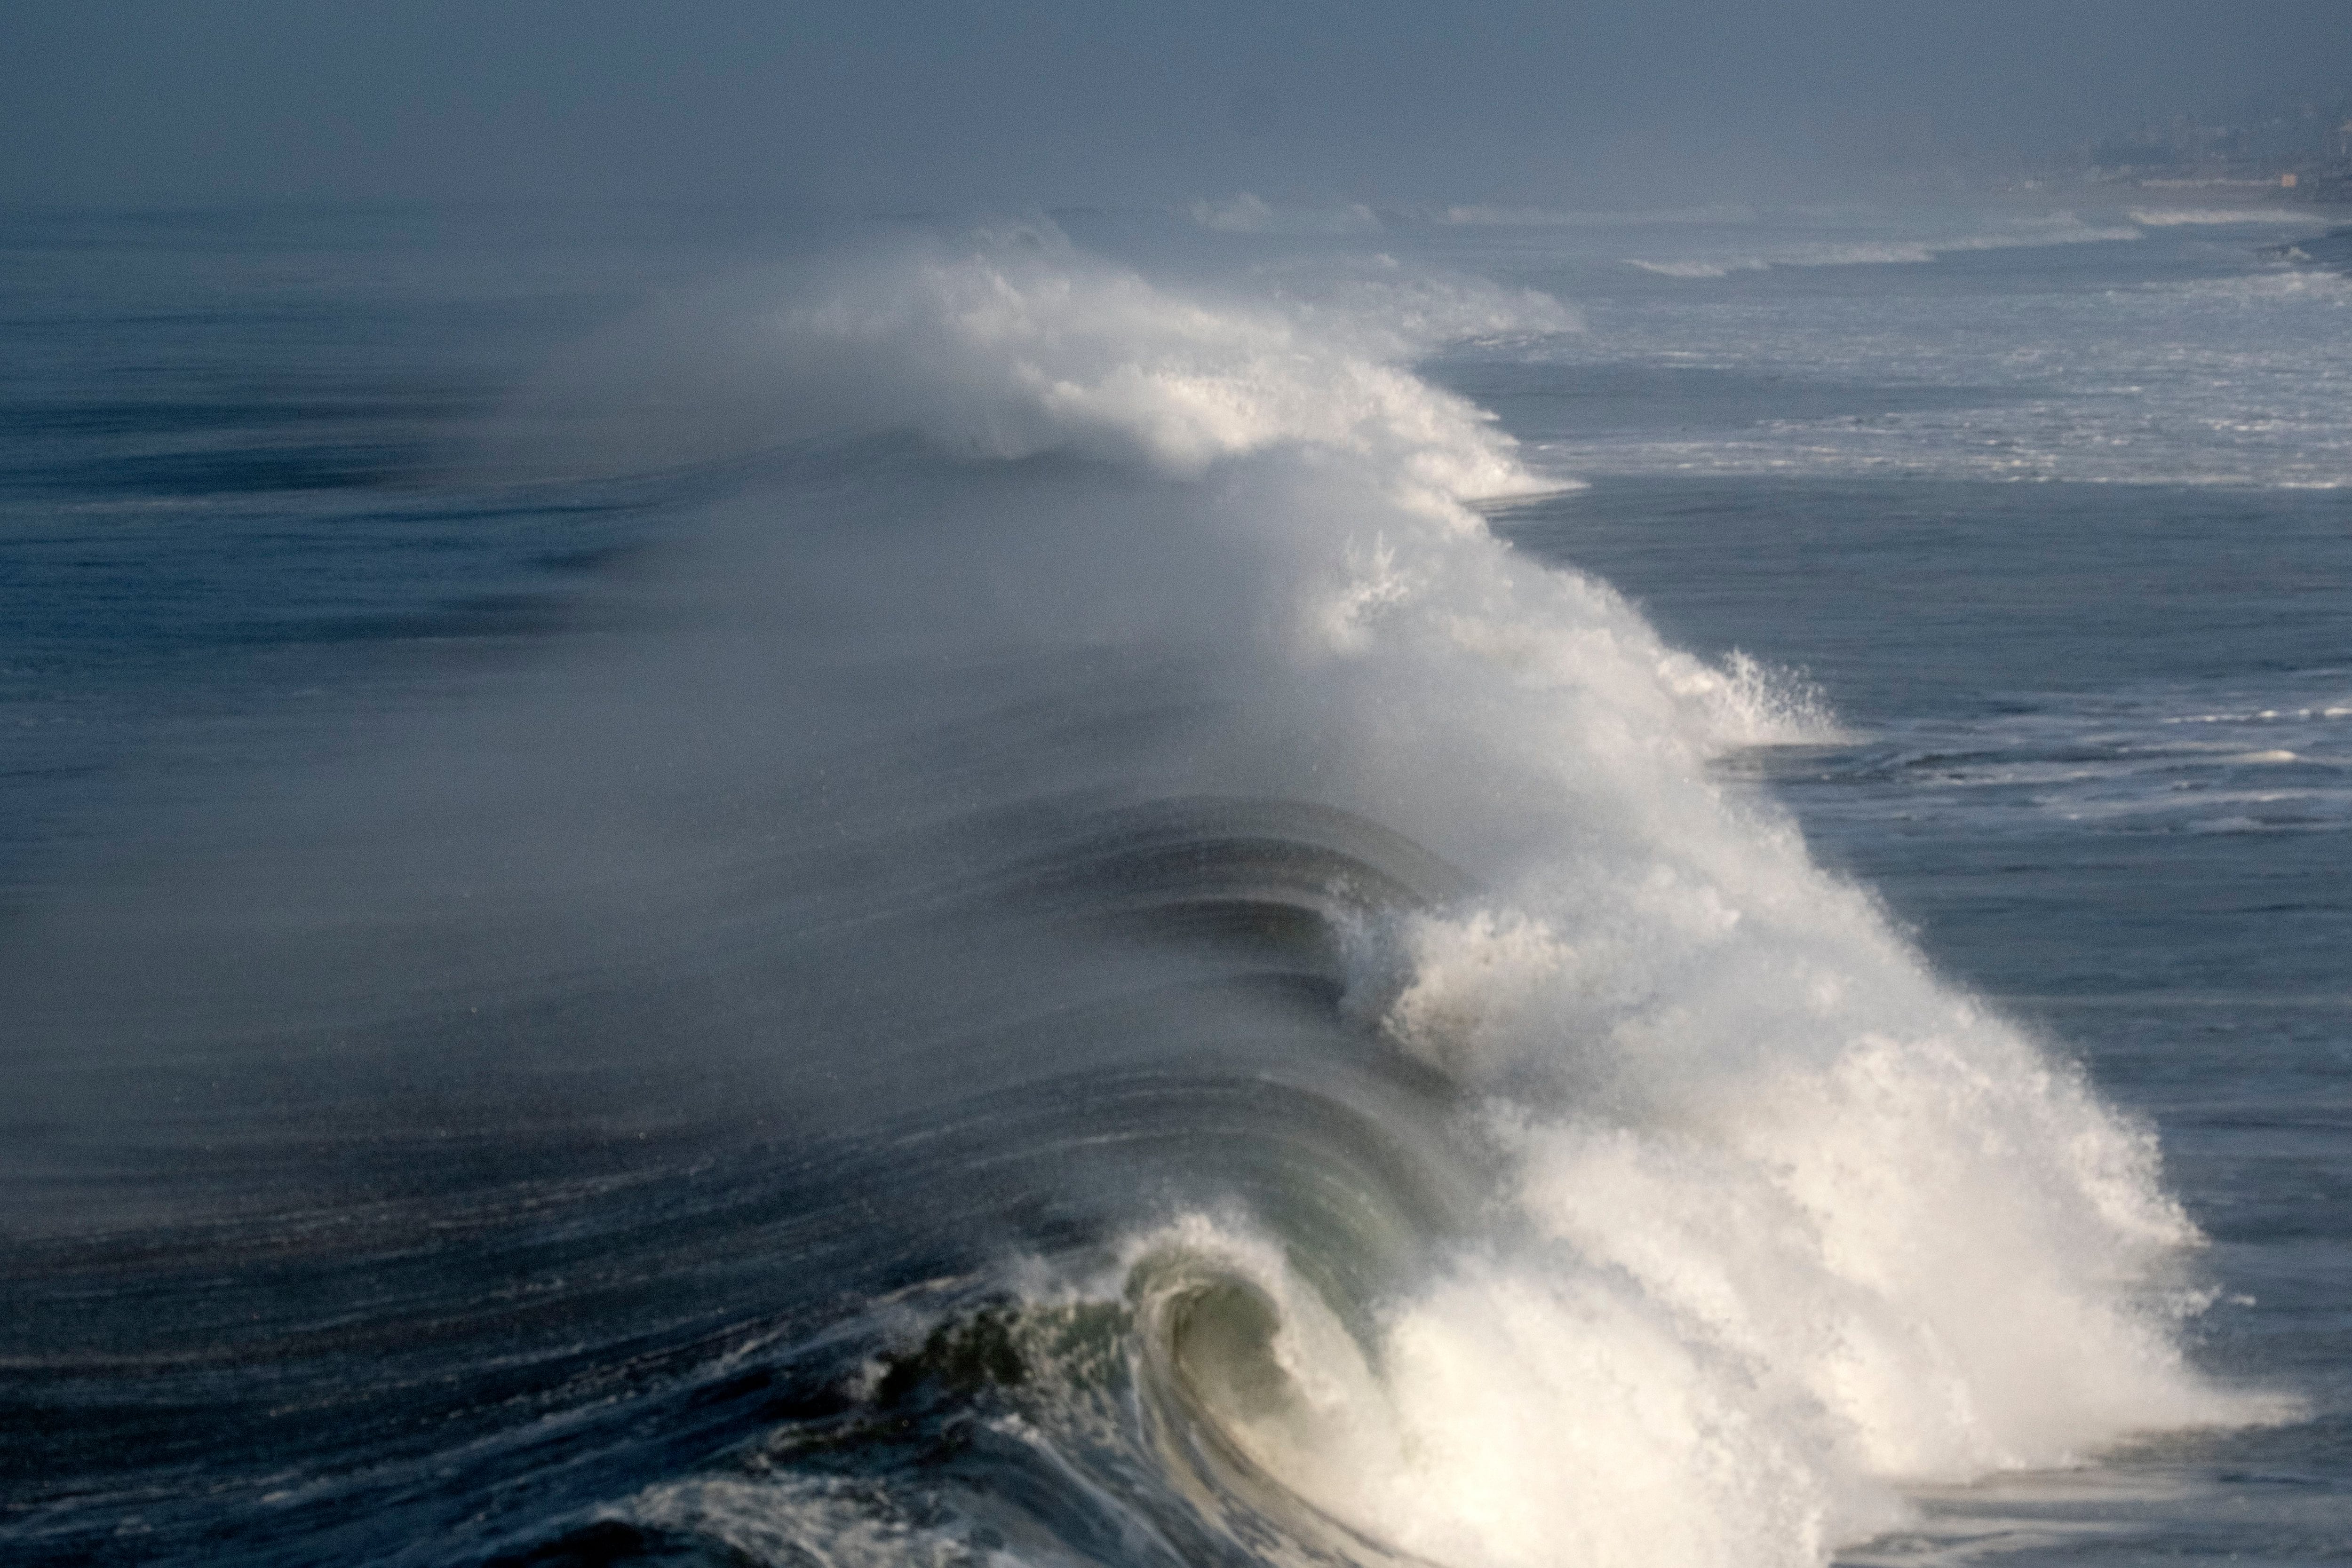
xmin=2 ymin=227 xmax=2261 ymax=1568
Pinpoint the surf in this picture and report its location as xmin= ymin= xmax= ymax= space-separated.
xmin=1 ymin=222 xmax=2277 ymax=1568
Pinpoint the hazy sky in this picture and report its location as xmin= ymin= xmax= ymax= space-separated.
xmin=8 ymin=1 xmax=2351 ymax=210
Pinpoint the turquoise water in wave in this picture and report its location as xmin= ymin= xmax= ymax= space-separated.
xmin=3 ymin=201 xmax=2348 ymax=1567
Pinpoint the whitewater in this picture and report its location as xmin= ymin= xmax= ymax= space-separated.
xmin=3 ymin=200 xmax=2346 ymax=1568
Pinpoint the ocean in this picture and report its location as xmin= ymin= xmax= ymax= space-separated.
xmin=3 ymin=196 xmax=2347 ymax=1567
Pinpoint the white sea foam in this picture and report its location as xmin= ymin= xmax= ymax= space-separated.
xmin=1532 ymin=230 xmax=2352 ymax=487
xmin=1441 ymin=204 xmax=1756 ymax=229
xmin=753 ymin=227 xmax=1573 ymax=503
xmin=2164 ymin=269 xmax=2352 ymax=301
xmin=629 ymin=1476 xmax=1008 ymax=1568
xmin=1626 ymin=257 xmax=1770 ymax=278
xmin=2130 ymin=208 xmax=2325 ymax=227
xmin=1789 ymin=678 xmax=2352 ymax=842
xmin=1783 ymin=241 xmax=1940 ymax=266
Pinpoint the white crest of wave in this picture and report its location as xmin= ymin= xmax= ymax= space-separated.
xmin=771 ymin=225 xmax=1572 ymax=504
xmin=497 ymin=225 xmax=1579 ymax=506
xmin=1440 ymin=203 xmax=1757 ymax=228
xmin=1626 ymin=257 xmax=1769 ymax=278
xmin=1789 ymin=241 xmax=1941 ymax=266
xmin=2131 ymin=207 xmax=2324 ymax=226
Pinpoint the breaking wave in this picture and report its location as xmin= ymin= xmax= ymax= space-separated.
xmin=3 ymin=226 xmax=2274 ymax=1568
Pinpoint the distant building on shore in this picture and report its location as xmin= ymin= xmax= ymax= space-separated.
xmin=2059 ymin=95 xmax=2352 ymax=205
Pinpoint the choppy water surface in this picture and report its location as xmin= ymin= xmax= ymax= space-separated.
xmin=3 ymin=200 xmax=2348 ymax=1567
